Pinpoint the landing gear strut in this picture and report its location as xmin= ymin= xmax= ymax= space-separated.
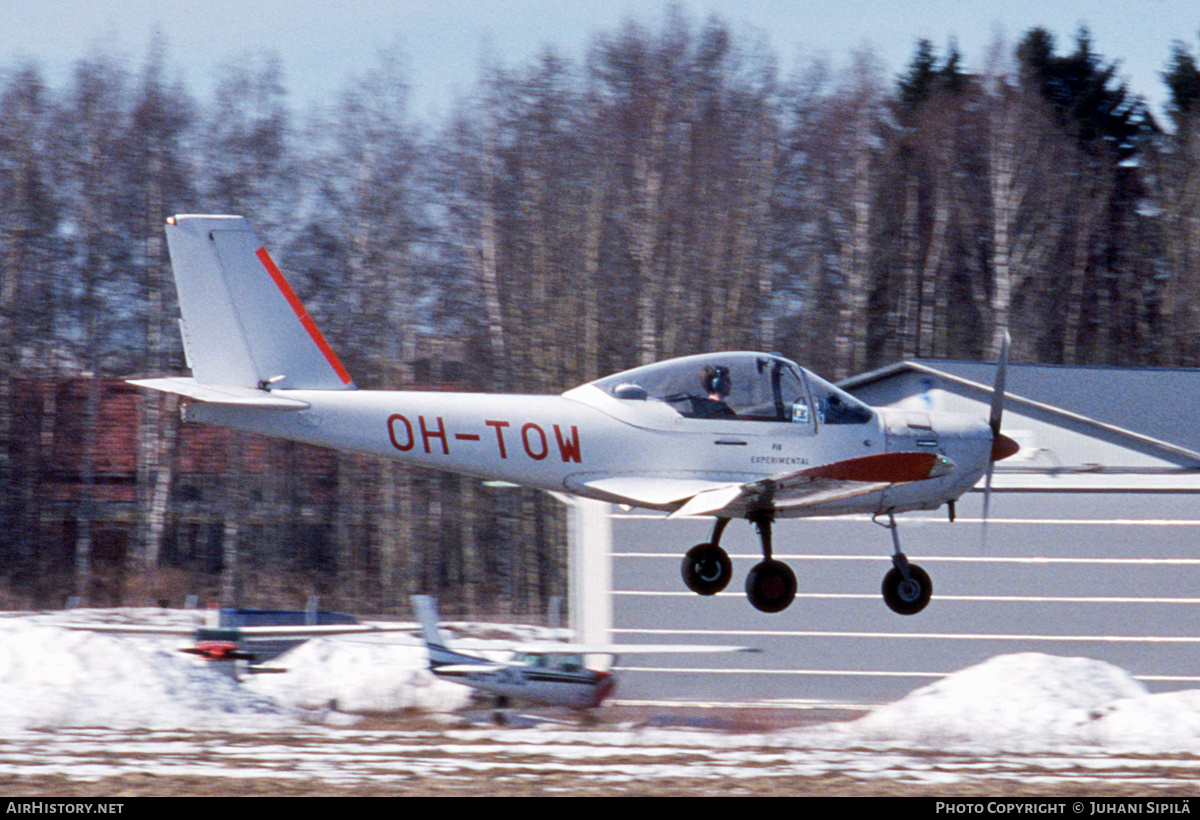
xmin=878 ymin=513 xmax=932 ymax=615
xmin=681 ymin=518 xmax=733 ymax=595
xmin=744 ymin=512 xmax=797 ymax=613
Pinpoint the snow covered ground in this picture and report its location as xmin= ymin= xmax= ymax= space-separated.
xmin=2 ymin=608 xmax=1199 ymax=795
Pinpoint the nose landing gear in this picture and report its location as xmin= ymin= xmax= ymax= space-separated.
xmin=878 ymin=513 xmax=932 ymax=615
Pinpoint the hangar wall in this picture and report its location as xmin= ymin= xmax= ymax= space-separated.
xmin=609 ymin=491 xmax=1200 ymax=705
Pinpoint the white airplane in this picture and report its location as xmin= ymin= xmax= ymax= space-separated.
xmin=412 ymin=596 xmax=755 ymax=712
xmin=133 ymin=215 xmax=1019 ymax=616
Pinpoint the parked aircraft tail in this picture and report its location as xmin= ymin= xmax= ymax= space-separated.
xmin=411 ymin=595 xmax=489 ymax=669
xmin=147 ymin=214 xmax=354 ymax=393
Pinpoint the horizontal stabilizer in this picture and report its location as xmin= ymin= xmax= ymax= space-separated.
xmin=128 ymin=378 xmax=311 ymax=409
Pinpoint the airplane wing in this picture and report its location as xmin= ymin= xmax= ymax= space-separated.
xmin=209 ymin=623 xmax=412 ymax=637
xmin=57 ymin=623 xmax=200 ymax=636
xmin=572 ymin=452 xmax=953 ymax=518
xmin=668 ymin=451 xmax=955 ymax=519
xmin=58 ymin=622 xmax=413 ymax=638
xmin=511 ymin=643 xmax=760 ymax=655
xmin=432 ymin=663 xmax=509 ymax=675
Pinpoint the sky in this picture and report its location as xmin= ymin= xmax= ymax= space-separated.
xmin=1 ymin=0 xmax=1197 ymax=122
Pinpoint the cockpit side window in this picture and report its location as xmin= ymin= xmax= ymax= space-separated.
xmin=555 ymin=654 xmax=584 ymax=673
xmin=805 ymin=372 xmax=874 ymax=425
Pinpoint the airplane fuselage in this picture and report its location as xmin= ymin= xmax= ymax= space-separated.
xmin=431 ymin=659 xmax=615 ymax=710
xmin=187 ymin=386 xmax=993 ymax=519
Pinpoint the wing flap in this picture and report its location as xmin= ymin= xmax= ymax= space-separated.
xmin=572 ymin=475 xmax=745 ymax=509
xmin=669 ymin=484 xmax=751 ymax=518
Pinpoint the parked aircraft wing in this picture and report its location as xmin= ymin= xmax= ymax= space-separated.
xmin=669 ymin=451 xmax=955 ymax=519
xmin=431 ymin=663 xmax=510 ymax=675
xmin=204 ymin=623 xmax=411 ymax=637
xmin=511 ymin=643 xmax=760 ymax=655
xmin=58 ymin=623 xmax=199 ymax=636
xmin=59 ymin=622 xmax=410 ymax=638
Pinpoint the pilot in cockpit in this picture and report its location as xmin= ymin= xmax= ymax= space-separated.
xmin=693 ymin=365 xmax=737 ymax=419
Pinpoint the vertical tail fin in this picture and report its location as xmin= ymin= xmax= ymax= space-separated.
xmin=164 ymin=214 xmax=354 ymax=391
xmin=411 ymin=595 xmax=483 ymax=668
xmin=411 ymin=595 xmax=448 ymax=649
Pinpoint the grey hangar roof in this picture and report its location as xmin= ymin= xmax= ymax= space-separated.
xmin=840 ymin=359 xmax=1200 ymax=471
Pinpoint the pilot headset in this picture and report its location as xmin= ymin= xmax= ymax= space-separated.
xmin=703 ymin=365 xmax=731 ymax=396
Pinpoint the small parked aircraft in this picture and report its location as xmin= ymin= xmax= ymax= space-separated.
xmin=133 ymin=215 xmax=1019 ymax=616
xmin=412 ymin=596 xmax=755 ymax=713
xmin=64 ymin=606 xmax=407 ymax=671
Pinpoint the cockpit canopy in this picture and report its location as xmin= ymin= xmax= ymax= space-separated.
xmin=588 ymin=352 xmax=873 ymax=425
xmin=513 ymin=651 xmax=585 ymax=673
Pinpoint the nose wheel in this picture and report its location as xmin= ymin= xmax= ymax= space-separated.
xmin=882 ymin=560 xmax=932 ymax=615
xmin=878 ymin=513 xmax=932 ymax=615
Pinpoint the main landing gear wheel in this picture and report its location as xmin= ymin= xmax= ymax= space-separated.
xmin=681 ymin=543 xmax=732 ymax=596
xmin=745 ymin=559 xmax=797 ymax=613
xmin=881 ymin=563 xmax=932 ymax=615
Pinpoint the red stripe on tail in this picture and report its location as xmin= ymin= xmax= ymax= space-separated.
xmin=255 ymin=247 xmax=353 ymax=385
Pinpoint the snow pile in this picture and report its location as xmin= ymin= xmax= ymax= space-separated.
xmin=5 ymin=609 xmax=1200 ymax=755
xmin=0 ymin=619 xmax=286 ymax=732
xmin=1082 ymin=689 xmax=1200 ymax=751
xmin=844 ymin=652 xmax=1200 ymax=752
xmin=245 ymin=636 xmax=471 ymax=715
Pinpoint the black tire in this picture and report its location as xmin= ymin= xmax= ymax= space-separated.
xmin=881 ymin=564 xmax=933 ymax=615
xmin=744 ymin=559 xmax=797 ymax=613
xmin=681 ymin=543 xmax=732 ymax=595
